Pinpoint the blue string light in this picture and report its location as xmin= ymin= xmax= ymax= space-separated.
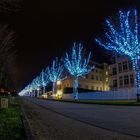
xmin=95 ymin=9 xmax=140 ymax=100
xmin=64 ymin=42 xmax=94 ymax=99
xmin=47 ymin=57 xmax=64 ymax=95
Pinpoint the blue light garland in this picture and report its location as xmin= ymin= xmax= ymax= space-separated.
xmin=64 ymin=42 xmax=94 ymax=99
xmin=95 ymin=9 xmax=140 ymax=99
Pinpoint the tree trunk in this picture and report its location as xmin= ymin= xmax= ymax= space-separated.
xmin=52 ymin=82 xmax=55 ymax=95
xmin=37 ymin=89 xmax=40 ymax=97
xmin=43 ymin=86 xmax=45 ymax=94
xmin=73 ymin=77 xmax=78 ymax=100
xmin=132 ymin=59 xmax=140 ymax=102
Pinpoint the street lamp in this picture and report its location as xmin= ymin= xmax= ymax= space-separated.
xmin=56 ymin=80 xmax=63 ymax=99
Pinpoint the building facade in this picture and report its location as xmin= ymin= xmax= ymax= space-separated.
xmin=61 ymin=62 xmax=110 ymax=92
xmin=109 ymin=56 xmax=135 ymax=91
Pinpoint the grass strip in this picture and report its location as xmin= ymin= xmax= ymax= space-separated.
xmin=0 ymin=96 xmax=26 ymax=140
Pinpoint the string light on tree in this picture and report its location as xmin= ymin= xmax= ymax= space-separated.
xmin=64 ymin=42 xmax=94 ymax=100
xmin=95 ymin=9 xmax=140 ymax=101
xmin=47 ymin=57 xmax=64 ymax=95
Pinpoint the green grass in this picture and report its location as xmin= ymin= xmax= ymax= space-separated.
xmin=0 ymin=96 xmax=26 ymax=140
xmin=47 ymin=98 xmax=140 ymax=106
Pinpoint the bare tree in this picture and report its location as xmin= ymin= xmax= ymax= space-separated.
xmin=0 ymin=25 xmax=17 ymax=89
xmin=0 ymin=0 xmax=22 ymax=14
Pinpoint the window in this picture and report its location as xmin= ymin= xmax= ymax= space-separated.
xmin=118 ymin=63 xmax=122 ymax=73
xmin=106 ymin=78 xmax=108 ymax=82
xmin=100 ymin=87 xmax=102 ymax=91
xmin=119 ymin=76 xmax=123 ymax=87
xmin=130 ymin=74 xmax=134 ymax=85
xmin=91 ymin=86 xmax=94 ymax=90
xmin=91 ymin=75 xmax=94 ymax=80
xmin=113 ymin=79 xmax=117 ymax=88
xmin=128 ymin=61 xmax=132 ymax=70
xmin=123 ymin=61 xmax=128 ymax=71
xmin=85 ymin=75 xmax=88 ymax=79
xmin=96 ymin=87 xmax=98 ymax=90
xmin=112 ymin=67 xmax=117 ymax=75
xmin=96 ymin=76 xmax=98 ymax=81
xmin=85 ymin=85 xmax=88 ymax=89
xmin=100 ymin=77 xmax=102 ymax=81
xmin=96 ymin=69 xmax=98 ymax=73
xmin=124 ymin=75 xmax=129 ymax=85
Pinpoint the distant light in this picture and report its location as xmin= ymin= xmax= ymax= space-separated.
xmin=55 ymin=90 xmax=63 ymax=99
xmin=57 ymin=80 xmax=61 ymax=85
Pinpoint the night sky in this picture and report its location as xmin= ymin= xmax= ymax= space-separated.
xmin=1 ymin=0 xmax=140 ymax=90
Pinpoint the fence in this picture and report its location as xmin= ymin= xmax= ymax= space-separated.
xmin=62 ymin=88 xmax=137 ymax=100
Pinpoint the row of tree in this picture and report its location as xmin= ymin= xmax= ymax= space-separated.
xmin=19 ymin=43 xmax=94 ymax=99
xmin=20 ymin=9 xmax=140 ymax=101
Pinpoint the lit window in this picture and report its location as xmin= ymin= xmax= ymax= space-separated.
xmin=106 ymin=78 xmax=108 ymax=82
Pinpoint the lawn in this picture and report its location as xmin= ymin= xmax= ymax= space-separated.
xmin=0 ymin=96 xmax=26 ymax=140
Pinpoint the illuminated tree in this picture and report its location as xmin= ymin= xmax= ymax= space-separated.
xmin=47 ymin=58 xmax=64 ymax=95
xmin=64 ymin=42 xmax=94 ymax=100
xmin=95 ymin=9 xmax=140 ymax=101
xmin=32 ymin=76 xmax=42 ymax=97
xmin=39 ymin=69 xmax=50 ymax=94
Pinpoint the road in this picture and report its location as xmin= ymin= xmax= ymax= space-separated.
xmin=22 ymin=97 xmax=140 ymax=140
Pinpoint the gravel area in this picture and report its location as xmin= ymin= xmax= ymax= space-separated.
xmin=21 ymin=99 xmax=139 ymax=140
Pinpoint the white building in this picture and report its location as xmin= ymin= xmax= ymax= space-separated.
xmin=109 ymin=56 xmax=135 ymax=91
xmin=61 ymin=62 xmax=110 ymax=92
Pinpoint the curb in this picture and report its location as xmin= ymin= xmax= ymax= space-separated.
xmin=21 ymin=105 xmax=35 ymax=140
xmin=44 ymin=98 xmax=140 ymax=106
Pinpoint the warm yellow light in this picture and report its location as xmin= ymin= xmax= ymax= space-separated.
xmin=42 ymin=95 xmax=48 ymax=98
xmin=56 ymin=90 xmax=62 ymax=95
xmin=55 ymin=90 xmax=63 ymax=99
xmin=57 ymin=80 xmax=61 ymax=85
xmin=106 ymin=71 xmax=108 ymax=75
xmin=106 ymin=78 xmax=108 ymax=82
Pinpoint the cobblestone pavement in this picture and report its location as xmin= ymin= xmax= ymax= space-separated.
xmin=21 ymin=98 xmax=140 ymax=140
